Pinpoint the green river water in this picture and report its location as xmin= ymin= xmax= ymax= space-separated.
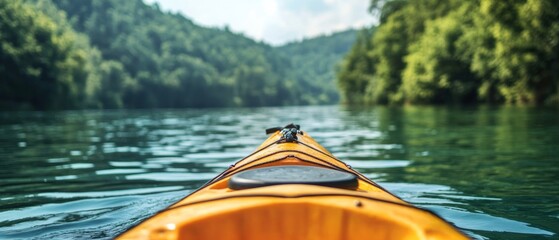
xmin=0 ymin=105 xmax=557 ymax=239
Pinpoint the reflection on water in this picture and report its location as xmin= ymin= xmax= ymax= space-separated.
xmin=0 ymin=106 xmax=557 ymax=239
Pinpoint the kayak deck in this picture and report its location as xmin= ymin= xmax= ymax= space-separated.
xmin=117 ymin=126 xmax=468 ymax=240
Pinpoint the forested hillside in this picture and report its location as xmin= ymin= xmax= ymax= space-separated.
xmin=338 ymin=0 xmax=559 ymax=105
xmin=279 ymin=30 xmax=357 ymax=104
xmin=51 ymin=0 xmax=298 ymax=109
xmin=1 ymin=0 xmax=356 ymax=110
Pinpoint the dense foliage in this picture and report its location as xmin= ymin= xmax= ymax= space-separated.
xmin=338 ymin=0 xmax=559 ymax=105
xmin=0 ymin=0 xmax=101 ymax=109
xmin=1 ymin=0 xmax=356 ymax=110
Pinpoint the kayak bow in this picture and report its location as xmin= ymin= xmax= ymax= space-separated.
xmin=117 ymin=124 xmax=469 ymax=240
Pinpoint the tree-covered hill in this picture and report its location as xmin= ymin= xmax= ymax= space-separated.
xmin=1 ymin=0 xmax=357 ymax=110
xmin=51 ymin=0 xmax=298 ymax=108
xmin=278 ymin=29 xmax=357 ymax=104
xmin=338 ymin=0 xmax=559 ymax=106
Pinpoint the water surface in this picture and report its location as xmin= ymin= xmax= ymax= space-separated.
xmin=0 ymin=106 xmax=557 ymax=239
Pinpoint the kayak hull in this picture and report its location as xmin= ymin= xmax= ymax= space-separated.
xmin=117 ymin=129 xmax=468 ymax=240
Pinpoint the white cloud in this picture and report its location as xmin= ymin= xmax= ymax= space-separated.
xmin=144 ymin=0 xmax=375 ymax=45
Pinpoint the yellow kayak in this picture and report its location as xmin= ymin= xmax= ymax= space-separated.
xmin=117 ymin=124 xmax=469 ymax=240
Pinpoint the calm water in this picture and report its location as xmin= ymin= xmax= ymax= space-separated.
xmin=0 ymin=106 xmax=557 ymax=239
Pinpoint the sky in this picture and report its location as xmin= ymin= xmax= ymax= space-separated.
xmin=143 ymin=0 xmax=375 ymax=46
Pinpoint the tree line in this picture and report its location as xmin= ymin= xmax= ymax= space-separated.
xmin=1 ymin=0 xmax=356 ymax=110
xmin=338 ymin=0 xmax=559 ymax=106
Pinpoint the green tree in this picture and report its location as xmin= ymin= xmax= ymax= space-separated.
xmin=468 ymin=0 xmax=559 ymax=104
xmin=337 ymin=29 xmax=375 ymax=104
xmin=96 ymin=60 xmax=135 ymax=108
xmin=0 ymin=0 xmax=100 ymax=110
xmin=401 ymin=4 xmax=478 ymax=104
